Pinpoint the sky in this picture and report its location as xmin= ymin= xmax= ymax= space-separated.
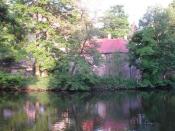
xmin=80 ymin=0 xmax=173 ymax=24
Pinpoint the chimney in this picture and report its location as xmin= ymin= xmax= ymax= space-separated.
xmin=108 ymin=33 xmax=111 ymax=39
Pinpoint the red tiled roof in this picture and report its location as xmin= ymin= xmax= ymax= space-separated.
xmin=95 ymin=38 xmax=128 ymax=54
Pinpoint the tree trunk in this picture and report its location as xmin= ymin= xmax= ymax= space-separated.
xmin=70 ymin=62 xmax=77 ymax=76
xmin=34 ymin=63 xmax=41 ymax=77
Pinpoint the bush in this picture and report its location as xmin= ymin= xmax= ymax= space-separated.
xmin=0 ymin=71 xmax=26 ymax=88
xmin=50 ymin=72 xmax=99 ymax=91
xmin=50 ymin=72 xmax=138 ymax=90
xmin=97 ymin=76 xmax=138 ymax=89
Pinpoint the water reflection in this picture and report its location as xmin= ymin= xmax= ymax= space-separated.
xmin=0 ymin=91 xmax=174 ymax=131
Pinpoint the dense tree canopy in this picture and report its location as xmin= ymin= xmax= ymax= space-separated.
xmin=0 ymin=1 xmax=24 ymax=62
xmin=129 ymin=2 xmax=175 ymax=87
xmin=100 ymin=5 xmax=129 ymax=38
xmin=0 ymin=0 xmax=102 ymax=90
xmin=1 ymin=0 xmax=175 ymax=89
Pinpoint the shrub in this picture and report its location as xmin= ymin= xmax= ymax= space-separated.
xmin=97 ymin=76 xmax=138 ymax=89
xmin=0 ymin=71 xmax=26 ymax=88
xmin=50 ymin=72 xmax=99 ymax=91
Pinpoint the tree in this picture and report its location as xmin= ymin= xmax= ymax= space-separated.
xmin=0 ymin=1 xmax=24 ymax=63
xmin=129 ymin=4 xmax=175 ymax=87
xmin=9 ymin=0 xmax=81 ymax=76
xmin=0 ymin=0 xmax=102 ymax=90
xmin=100 ymin=5 xmax=129 ymax=38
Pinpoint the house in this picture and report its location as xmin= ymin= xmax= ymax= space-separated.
xmin=90 ymin=38 xmax=139 ymax=79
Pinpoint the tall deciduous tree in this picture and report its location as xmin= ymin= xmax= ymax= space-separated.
xmin=100 ymin=5 xmax=129 ymax=38
xmin=7 ymin=0 xmax=100 ymax=79
xmin=129 ymin=3 xmax=175 ymax=87
xmin=10 ymin=0 xmax=80 ymax=76
xmin=0 ymin=1 xmax=24 ymax=63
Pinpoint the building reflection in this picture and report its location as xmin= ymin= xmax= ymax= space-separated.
xmin=23 ymin=100 xmax=46 ymax=127
xmin=52 ymin=111 xmax=70 ymax=131
xmin=24 ymin=101 xmax=36 ymax=121
xmin=81 ymin=96 xmax=152 ymax=131
xmin=0 ymin=93 xmax=156 ymax=131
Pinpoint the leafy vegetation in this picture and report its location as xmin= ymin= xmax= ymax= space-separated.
xmin=0 ymin=0 xmax=134 ymax=90
xmin=129 ymin=2 xmax=175 ymax=87
xmin=0 ymin=1 xmax=25 ymax=62
xmin=100 ymin=5 xmax=129 ymax=38
xmin=49 ymin=73 xmax=99 ymax=91
xmin=1 ymin=0 xmax=175 ymax=90
xmin=96 ymin=76 xmax=137 ymax=89
xmin=0 ymin=0 xmax=102 ymax=90
xmin=0 ymin=71 xmax=26 ymax=88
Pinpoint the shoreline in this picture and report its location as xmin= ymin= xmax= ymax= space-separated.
xmin=0 ymin=86 xmax=172 ymax=93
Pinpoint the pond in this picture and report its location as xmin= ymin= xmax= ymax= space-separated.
xmin=0 ymin=91 xmax=175 ymax=131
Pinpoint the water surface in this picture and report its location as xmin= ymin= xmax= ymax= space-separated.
xmin=0 ymin=91 xmax=174 ymax=131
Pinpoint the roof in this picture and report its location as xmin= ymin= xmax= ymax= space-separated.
xmin=95 ymin=38 xmax=128 ymax=54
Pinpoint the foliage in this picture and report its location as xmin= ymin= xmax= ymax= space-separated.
xmin=11 ymin=0 xmax=101 ymax=77
xmin=0 ymin=71 xmax=26 ymax=88
xmin=26 ymin=42 xmax=56 ymax=71
xmin=0 ymin=1 xmax=25 ymax=62
xmin=129 ymin=3 xmax=175 ymax=87
xmin=97 ymin=76 xmax=137 ymax=89
xmin=100 ymin=5 xmax=129 ymax=38
xmin=0 ymin=0 xmax=141 ymax=90
xmin=0 ymin=0 xmax=102 ymax=90
xmin=49 ymin=72 xmax=99 ymax=91
xmin=10 ymin=0 xmax=77 ymax=72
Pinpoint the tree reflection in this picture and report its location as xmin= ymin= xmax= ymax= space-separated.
xmin=0 ymin=92 xmax=175 ymax=131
